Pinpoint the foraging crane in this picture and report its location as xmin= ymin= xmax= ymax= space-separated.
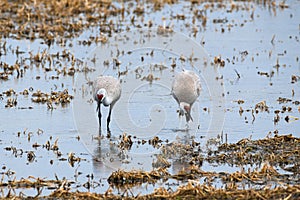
xmin=171 ymin=70 xmax=201 ymax=122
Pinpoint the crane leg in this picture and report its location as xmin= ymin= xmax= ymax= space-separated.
xmin=106 ymin=104 xmax=114 ymax=137
xmin=97 ymin=102 xmax=102 ymax=135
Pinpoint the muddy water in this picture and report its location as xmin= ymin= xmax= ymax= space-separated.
xmin=0 ymin=0 xmax=299 ymax=197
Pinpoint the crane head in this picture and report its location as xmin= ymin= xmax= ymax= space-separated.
xmin=96 ymin=88 xmax=106 ymax=102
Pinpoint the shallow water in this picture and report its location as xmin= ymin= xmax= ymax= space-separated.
xmin=0 ymin=0 xmax=299 ymax=197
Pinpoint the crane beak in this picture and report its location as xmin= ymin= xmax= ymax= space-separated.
xmin=96 ymin=101 xmax=100 ymax=112
xmin=184 ymin=105 xmax=193 ymax=122
xmin=185 ymin=111 xmax=193 ymax=122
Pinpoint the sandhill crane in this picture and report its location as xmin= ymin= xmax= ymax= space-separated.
xmin=93 ymin=75 xmax=121 ymax=135
xmin=171 ymin=70 xmax=201 ymax=122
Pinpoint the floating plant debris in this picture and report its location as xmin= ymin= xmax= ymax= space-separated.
xmin=118 ymin=133 xmax=133 ymax=150
xmin=214 ymin=56 xmax=225 ymax=67
xmin=31 ymin=89 xmax=73 ymax=107
xmin=208 ymin=134 xmax=300 ymax=170
xmin=255 ymin=100 xmax=269 ymax=112
xmin=28 ymin=183 xmax=300 ymax=199
xmin=108 ymin=167 xmax=170 ymax=187
xmin=2 ymin=132 xmax=299 ymax=199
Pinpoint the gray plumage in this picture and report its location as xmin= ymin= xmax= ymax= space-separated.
xmin=171 ymin=70 xmax=201 ymax=122
xmin=93 ymin=75 xmax=121 ymax=135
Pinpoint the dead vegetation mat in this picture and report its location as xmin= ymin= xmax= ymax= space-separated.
xmin=1 ymin=134 xmax=299 ymax=199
